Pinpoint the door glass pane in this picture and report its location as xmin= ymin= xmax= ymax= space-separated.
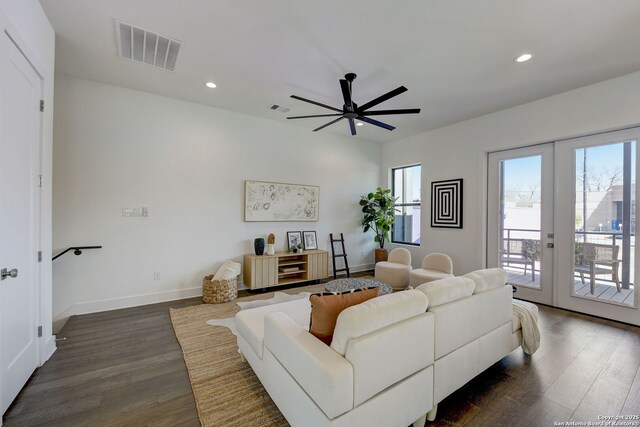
xmin=499 ymin=156 xmax=543 ymax=289
xmin=573 ymin=141 xmax=636 ymax=307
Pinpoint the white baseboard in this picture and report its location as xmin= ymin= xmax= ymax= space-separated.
xmin=52 ymin=286 xmax=202 ymax=334
xmin=338 ymin=263 xmax=374 ymax=274
xmin=53 ymin=265 xmax=375 ymax=332
xmin=330 ymin=263 xmax=374 ymax=277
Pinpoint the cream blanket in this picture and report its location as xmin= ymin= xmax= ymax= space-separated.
xmin=512 ymin=299 xmax=541 ymax=355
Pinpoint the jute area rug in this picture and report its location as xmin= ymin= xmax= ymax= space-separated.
xmin=170 ymin=283 xmax=326 ymax=427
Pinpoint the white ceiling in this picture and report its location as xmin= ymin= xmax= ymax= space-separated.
xmin=39 ymin=0 xmax=640 ymax=143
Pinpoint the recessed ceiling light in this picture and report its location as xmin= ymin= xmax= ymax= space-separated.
xmin=205 ymin=81 xmax=217 ymax=89
xmin=514 ymin=53 xmax=533 ymax=63
xmin=356 ymin=122 xmax=363 ymax=127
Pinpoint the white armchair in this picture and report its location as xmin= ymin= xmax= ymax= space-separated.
xmin=410 ymin=253 xmax=454 ymax=287
xmin=375 ymin=248 xmax=412 ymax=291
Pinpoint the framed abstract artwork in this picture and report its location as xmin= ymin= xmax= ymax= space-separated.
xmin=245 ymin=180 xmax=319 ymax=222
xmin=431 ymin=179 xmax=463 ymax=229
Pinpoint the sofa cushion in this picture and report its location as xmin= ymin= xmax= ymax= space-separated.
xmin=410 ymin=269 xmax=453 ymax=287
xmin=463 ymin=268 xmax=506 ymax=294
xmin=415 ymin=276 xmax=475 ymax=307
xmin=430 ymin=285 xmax=513 ymax=359
xmin=309 ymin=288 xmax=378 ymax=345
xmin=235 ymin=298 xmax=311 ymax=359
xmin=330 ymin=290 xmax=428 ymax=356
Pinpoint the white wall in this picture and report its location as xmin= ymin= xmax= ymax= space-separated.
xmin=0 ymin=0 xmax=56 ymax=363
xmin=52 ymin=75 xmax=381 ymax=330
xmin=383 ymin=71 xmax=640 ymax=274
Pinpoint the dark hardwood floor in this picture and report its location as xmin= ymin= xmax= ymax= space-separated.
xmin=3 ymin=280 xmax=640 ymax=426
xmin=2 ymin=297 xmax=202 ymax=427
xmin=433 ymin=305 xmax=640 ymax=427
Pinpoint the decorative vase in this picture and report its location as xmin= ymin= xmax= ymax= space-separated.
xmin=266 ymin=244 xmax=275 ymax=255
xmin=375 ymin=248 xmax=388 ymax=263
xmin=254 ymin=238 xmax=265 ymax=256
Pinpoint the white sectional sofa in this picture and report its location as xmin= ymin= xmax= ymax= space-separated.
xmin=421 ymin=269 xmax=521 ymax=417
xmin=234 ymin=268 xmax=524 ymax=427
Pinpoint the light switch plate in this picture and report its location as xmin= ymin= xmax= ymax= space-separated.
xmin=122 ymin=207 xmax=148 ymax=217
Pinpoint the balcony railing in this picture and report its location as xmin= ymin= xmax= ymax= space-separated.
xmin=502 ymin=228 xmax=635 ymax=246
xmin=501 ymin=228 xmax=634 ymax=289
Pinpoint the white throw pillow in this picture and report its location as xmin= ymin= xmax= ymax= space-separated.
xmin=463 ymin=268 xmax=506 ymax=294
xmin=330 ymin=290 xmax=428 ymax=356
xmin=415 ymin=276 xmax=474 ymax=307
xmin=214 ymin=267 xmax=237 ymax=281
xmin=213 ymin=260 xmax=241 ymax=280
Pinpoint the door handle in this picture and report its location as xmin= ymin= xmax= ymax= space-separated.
xmin=1 ymin=268 xmax=18 ymax=280
xmin=546 ymin=243 xmax=554 ymax=248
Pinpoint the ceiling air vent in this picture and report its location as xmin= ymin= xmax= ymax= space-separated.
xmin=270 ymin=105 xmax=290 ymax=113
xmin=115 ymin=20 xmax=182 ymax=71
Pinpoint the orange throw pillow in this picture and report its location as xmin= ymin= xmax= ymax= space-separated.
xmin=309 ymin=288 xmax=378 ymax=345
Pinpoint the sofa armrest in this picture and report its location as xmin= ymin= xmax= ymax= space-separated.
xmin=264 ymin=312 xmax=354 ymax=419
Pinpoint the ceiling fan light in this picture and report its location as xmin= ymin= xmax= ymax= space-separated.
xmin=514 ymin=53 xmax=533 ymax=63
xmin=356 ymin=122 xmax=363 ymax=126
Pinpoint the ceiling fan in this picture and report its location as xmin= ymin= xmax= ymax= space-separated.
xmin=287 ymin=73 xmax=420 ymax=136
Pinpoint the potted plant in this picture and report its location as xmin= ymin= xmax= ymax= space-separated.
xmin=291 ymin=243 xmax=304 ymax=254
xmin=359 ymin=187 xmax=397 ymax=263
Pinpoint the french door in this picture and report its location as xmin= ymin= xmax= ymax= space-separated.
xmin=555 ymin=129 xmax=638 ymax=325
xmin=487 ymin=144 xmax=554 ymax=305
xmin=488 ymin=129 xmax=640 ymax=326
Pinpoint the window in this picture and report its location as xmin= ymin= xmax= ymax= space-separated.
xmin=392 ymin=164 xmax=421 ymax=245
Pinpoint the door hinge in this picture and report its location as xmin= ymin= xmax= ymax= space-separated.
xmin=38 ymin=326 xmax=42 ymax=337
xmin=38 ymin=251 xmax=42 ymax=262
xmin=40 ymin=100 xmax=44 ymax=112
xmin=38 ymin=175 xmax=43 ymax=187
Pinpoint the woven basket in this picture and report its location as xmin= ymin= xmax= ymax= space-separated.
xmin=202 ymin=275 xmax=237 ymax=303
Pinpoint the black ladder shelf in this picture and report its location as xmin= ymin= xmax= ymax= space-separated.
xmin=330 ymin=233 xmax=350 ymax=279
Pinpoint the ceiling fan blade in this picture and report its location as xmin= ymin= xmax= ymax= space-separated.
xmin=358 ymin=86 xmax=408 ymax=112
xmin=339 ymin=79 xmax=352 ymax=109
xmin=361 ymin=108 xmax=421 ymax=116
xmin=357 ymin=116 xmax=395 ymax=131
xmin=313 ymin=117 xmax=344 ymax=132
xmin=287 ymin=113 xmax=342 ymax=120
xmin=348 ymin=118 xmax=356 ymax=136
xmin=290 ymin=95 xmax=342 ymax=113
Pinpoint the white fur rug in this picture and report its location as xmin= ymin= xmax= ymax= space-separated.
xmin=205 ymin=291 xmax=311 ymax=336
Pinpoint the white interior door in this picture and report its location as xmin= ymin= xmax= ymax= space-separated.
xmin=555 ymin=128 xmax=639 ymax=325
xmin=0 ymin=32 xmax=42 ymax=415
xmin=487 ymin=144 xmax=554 ymax=305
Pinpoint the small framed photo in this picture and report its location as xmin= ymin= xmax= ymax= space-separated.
xmin=302 ymin=231 xmax=318 ymax=250
xmin=287 ymin=231 xmax=302 ymax=251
